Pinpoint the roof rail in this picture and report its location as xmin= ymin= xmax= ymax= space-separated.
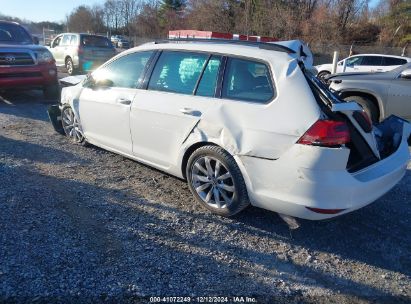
xmin=154 ymin=38 xmax=295 ymax=54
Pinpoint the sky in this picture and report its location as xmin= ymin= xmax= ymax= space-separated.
xmin=0 ymin=0 xmax=103 ymax=22
xmin=0 ymin=0 xmax=382 ymax=23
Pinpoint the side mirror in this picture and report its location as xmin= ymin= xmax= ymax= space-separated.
xmin=32 ymin=36 xmax=39 ymax=45
xmin=45 ymin=41 xmax=51 ymax=47
xmin=400 ymin=69 xmax=411 ymax=79
xmin=94 ymin=78 xmax=114 ymax=89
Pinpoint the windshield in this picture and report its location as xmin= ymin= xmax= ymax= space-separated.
xmin=81 ymin=35 xmax=112 ymax=48
xmin=0 ymin=23 xmax=33 ymax=44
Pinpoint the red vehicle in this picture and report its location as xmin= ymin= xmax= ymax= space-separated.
xmin=0 ymin=21 xmax=58 ymax=99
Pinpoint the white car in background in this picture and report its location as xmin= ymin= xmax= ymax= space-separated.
xmin=316 ymin=54 xmax=411 ymax=79
xmin=49 ymin=39 xmax=411 ymax=220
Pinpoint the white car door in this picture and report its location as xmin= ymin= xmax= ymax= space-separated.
xmin=78 ymin=51 xmax=154 ymax=155
xmin=130 ymin=51 xmax=222 ymax=168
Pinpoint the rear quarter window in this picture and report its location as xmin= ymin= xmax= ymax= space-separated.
xmin=222 ymin=57 xmax=275 ymax=103
xmin=383 ymin=57 xmax=407 ymax=66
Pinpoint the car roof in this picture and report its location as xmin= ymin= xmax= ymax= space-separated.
xmin=58 ymin=33 xmax=108 ymax=38
xmin=350 ymin=54 xmax=410 ymax=60
xmin=132 ymin=39 xmax=296 ymax=61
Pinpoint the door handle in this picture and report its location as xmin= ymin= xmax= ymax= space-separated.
xmin=117 ymin=98 xmax=131 ymax=105
xmin=179 ymin=107 xmax=201 ymax=116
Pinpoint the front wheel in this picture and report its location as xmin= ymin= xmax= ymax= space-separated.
xmin=317 ymin=71 xmax=331 ymax=82
xmin=186 ymin=145 xmax=249 ymax=217
xmin=61 ymin=106 xmax=86 ymax=144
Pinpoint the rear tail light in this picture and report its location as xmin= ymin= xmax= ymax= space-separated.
xmin=78 ymin=47 xmax=84 ymax=55
xmin=297 ymin=120 xmax=350 ymax=147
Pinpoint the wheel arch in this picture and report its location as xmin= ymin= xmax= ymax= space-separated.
xmin=339 ymin=90 xmax=384 ymax=121
xmin=65 ymin=55 xmax=72 ymax=64
xmin=181 ymin=141 xmax=218 ymax=180
xmin=179 ymin=141 xmax=254 ymax=203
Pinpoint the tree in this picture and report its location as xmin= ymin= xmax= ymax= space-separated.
xmin=66 ymin=5 xmax=105 ymax=33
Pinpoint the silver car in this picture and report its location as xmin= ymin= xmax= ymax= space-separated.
xmin=328 ymin=63 xmax=411 ymax=123
xmin=49 ymin=33 xmax=116 ymax=75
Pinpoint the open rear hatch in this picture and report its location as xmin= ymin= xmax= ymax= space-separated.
xmin=302 ymin=66 xmax=410 ymax=172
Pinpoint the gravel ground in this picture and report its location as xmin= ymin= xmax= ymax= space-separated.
xmin=0 ymin=90 xmax=410 ymax=304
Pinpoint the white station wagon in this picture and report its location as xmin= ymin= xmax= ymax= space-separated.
xmin=49 ymin=39 xmax=411 ymax=220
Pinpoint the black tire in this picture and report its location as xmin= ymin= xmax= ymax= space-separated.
xmin=343 ymin=95 xmax=379 ymax=123
xmin=61 ymin=106 xmax=87 ymax=145
xmin=43 ymin=83 xmax=60 ymax=100
xmin=317 ymin=71 xmax=330 ymax=81
xmin=65 ymin=57 xmax=76 ymax=76
xmin=186 ymin=145 xmax=249 ymax=217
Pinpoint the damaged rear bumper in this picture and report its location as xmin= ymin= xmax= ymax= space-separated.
xmin=238 ymin=116 xmax=411 ymax=220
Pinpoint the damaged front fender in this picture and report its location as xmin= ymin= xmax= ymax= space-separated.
xmin=47 ymin=104 xmax=65 ymax=135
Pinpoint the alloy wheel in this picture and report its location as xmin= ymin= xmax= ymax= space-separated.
xmin=66 ymin=59 xmax=73 ymax=75
xmin=190 ymin=156 xmax=235 ymax=209
xmin=61 ymin=107 xmax=84 ymax=143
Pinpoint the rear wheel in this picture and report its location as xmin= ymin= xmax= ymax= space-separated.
xmin=65 ymin=57 xmax=76 ymax=76
xmin=186 ymin=145 xmax=249 ymax=217
xmin=343 ymin=95 xmax=379 ymax=123
xmin=61 ymin=106 xmax=85 ymax=144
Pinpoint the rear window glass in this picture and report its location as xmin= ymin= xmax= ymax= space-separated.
xmin=383 ymin=57 xmax=407 ymax=66
xmin=81 ymin=35 xmax=112 ymax=48
xmin=148 ymin=51 xmax=208 ymax=95
xmin=222 ymin=57 xmax=274 ymax=103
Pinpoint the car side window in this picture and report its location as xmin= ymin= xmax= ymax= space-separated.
xmin=196 ymin=55 xmax=222 ymax=97
xmin=222 ymin=57 xmax=274 ymax=103
xmin=70 ymin=35 xmax=78 ymax=46
xmin=51 ymin=36 xmax=62 ymax=48
xmin=148 ymin=51 xmax=208 ymax=95
xmin=92 ymin=51 xmax=153 ymax=89
xmin=61 ymin=35 xmax=71 ymax=46
xmin=360 ymin=56 xmax=383 ymax=66
xmin=346 ymin=56 xmax=362 ymax=66
xmin=383 ymin=57 xmax=407 ymax=66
